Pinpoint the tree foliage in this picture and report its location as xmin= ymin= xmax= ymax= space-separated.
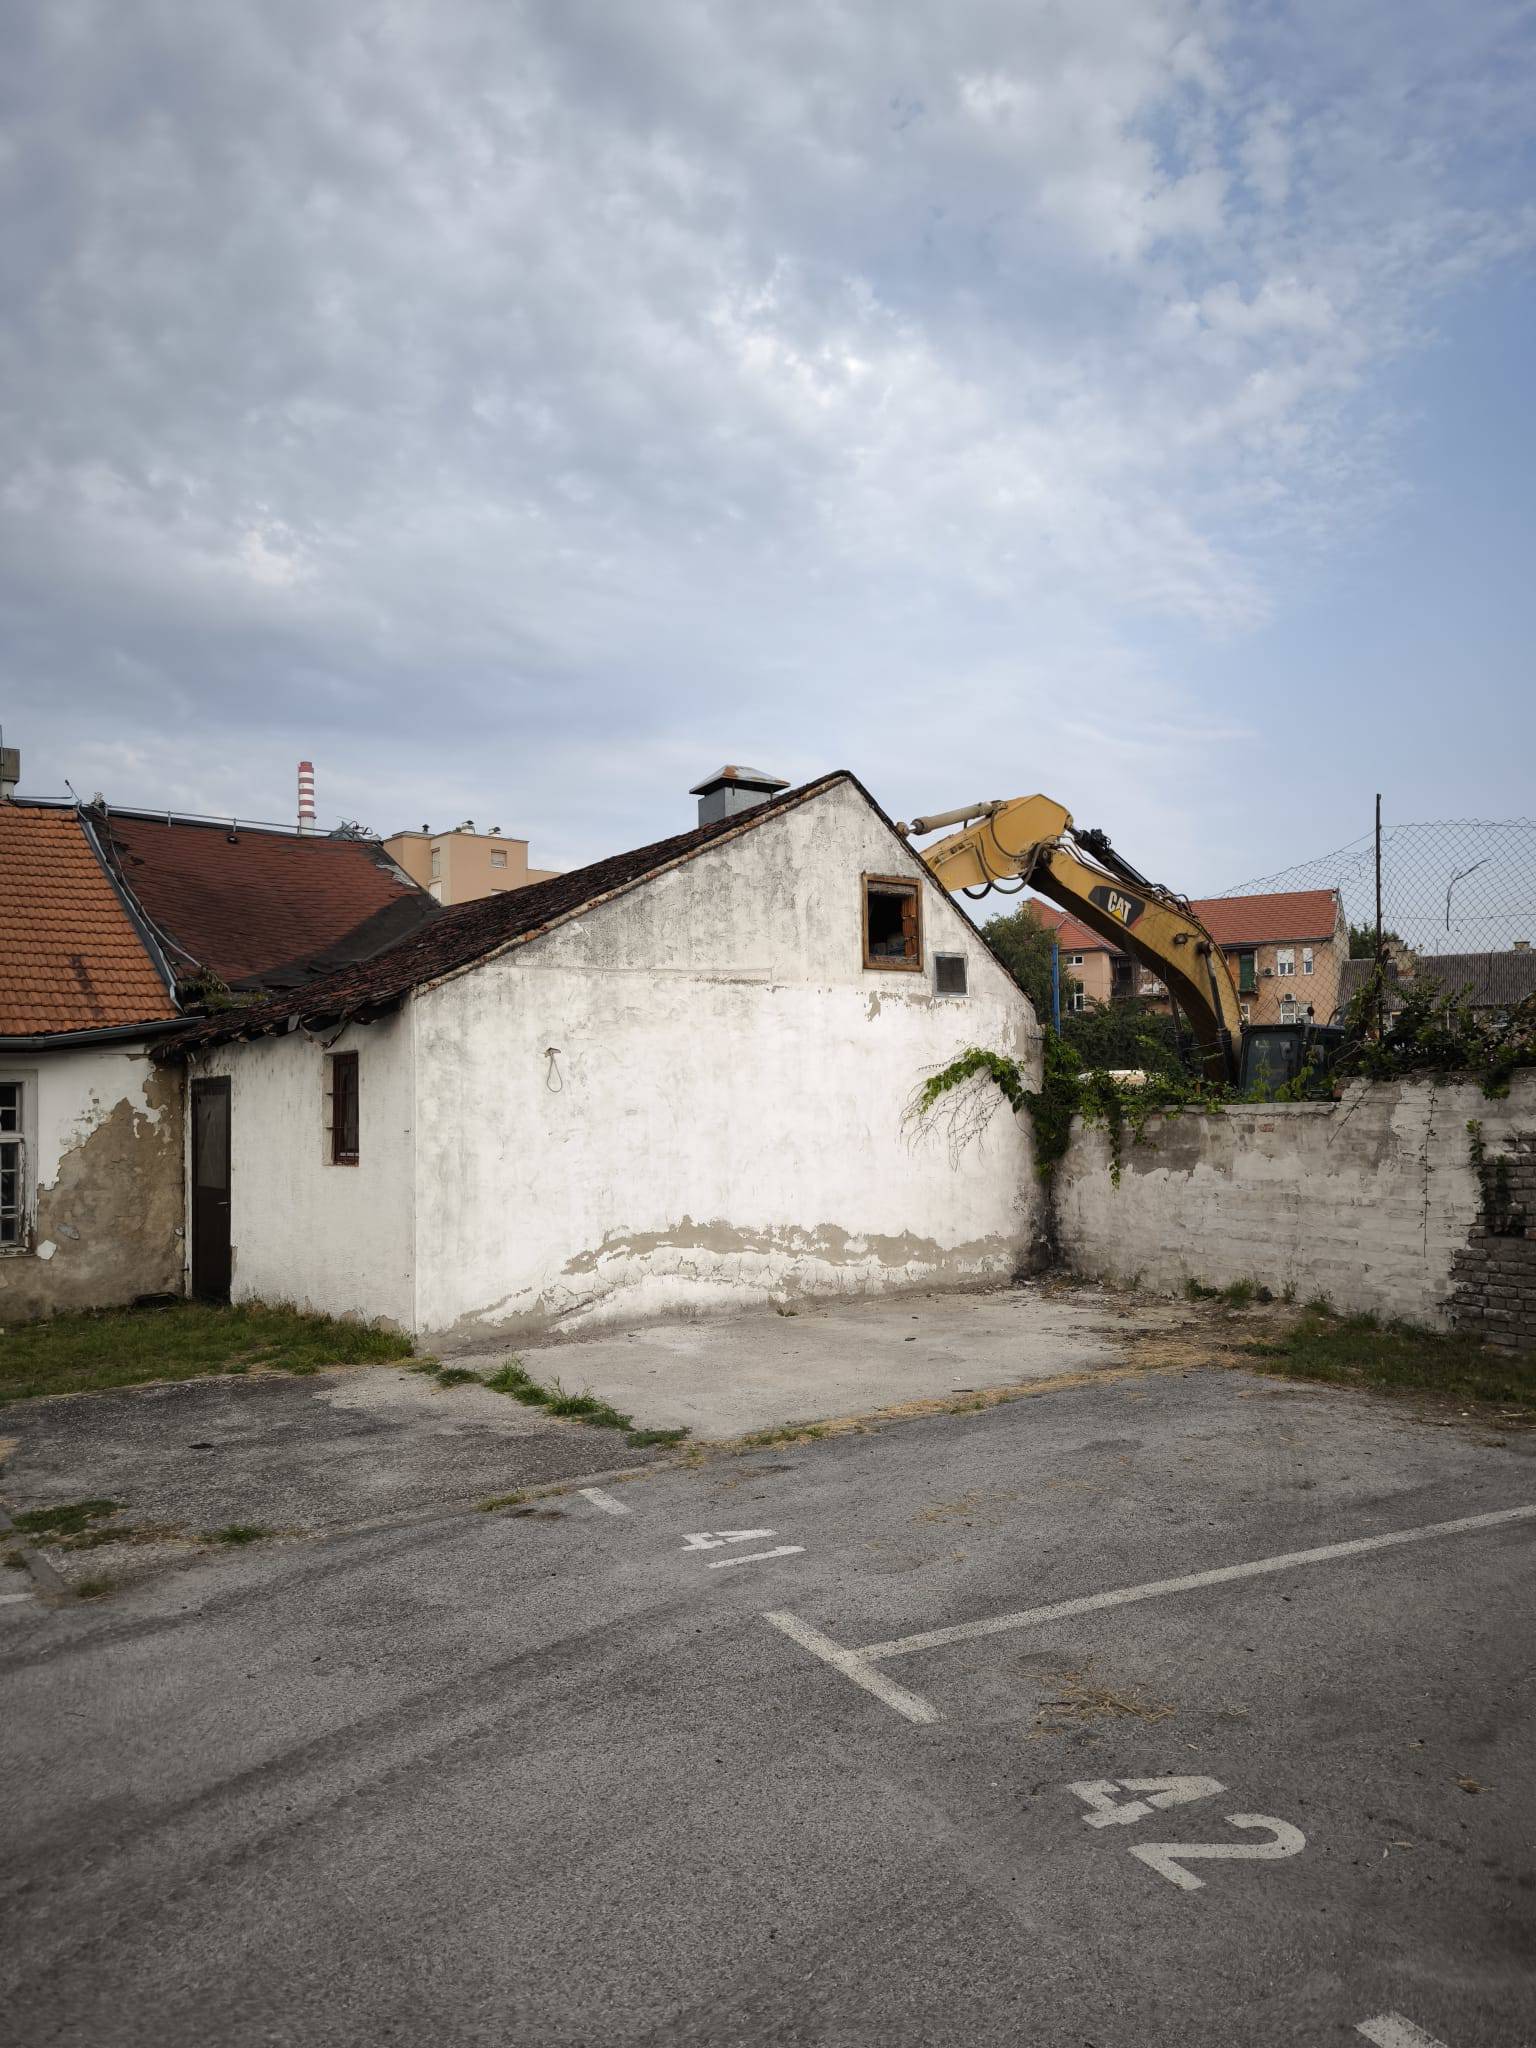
xmin=983 ymin=902 xmax=1080 ymax=1019
xmin=1060 ymin=1001 xmax=1187 ymax=1077
xmin=1348 ymin=920 xmax=1406 ymax=959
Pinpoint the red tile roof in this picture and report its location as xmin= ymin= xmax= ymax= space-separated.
xmin=1022 ymin=889 xmax=1341 ymax=952
xmin=1194 ymin=889 xmax=1341 ymax=947
xmin=0 ymin=805 xmax=176 ymax=1035
xmin=158 ymin=773 xmax=860 ymax=1057
xmin=104 ymin=813 xmax=439 ymax=993
xmin=1021 ymin=904 xmax=1104 ymax=952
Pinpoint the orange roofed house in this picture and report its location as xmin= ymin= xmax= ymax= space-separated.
xmin=1028 ymin=889 xmax=1348 ymax=1027
xmin=0 ymin=766 xmax=437 ymax=1319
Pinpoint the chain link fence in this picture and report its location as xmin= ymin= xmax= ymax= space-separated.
xmin=1218 ymin=814 xmax=1536 ymax=963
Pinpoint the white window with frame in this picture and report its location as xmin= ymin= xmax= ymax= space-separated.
xmin=0 ymin=1074 xmax=35 ymax=1251
xmin=1068 ymin=953 xmax=1084 ymax=967
xmin=1068 ymin=986 xmax=1087 ymax=1013
xmin=1276 ymin=947 xmax=1295 ymax=977
xmin=1278 ymin=996 xmax=1300 ymax=1024
xmin=1240 ymin=1002 xmax=1252 ymax=1024
xmin=1302 ymin=946 xmax=1314 ymax=975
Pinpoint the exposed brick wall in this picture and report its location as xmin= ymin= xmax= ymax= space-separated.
xmin=1056 ymin=1072 xmax=1536 ymax=1341
xmin=1449 ymin=1131 xmax=1536 ymax=1349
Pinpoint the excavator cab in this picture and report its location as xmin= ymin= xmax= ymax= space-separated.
xmin=1237 ymin=1022 xmax=1344 ymax=1100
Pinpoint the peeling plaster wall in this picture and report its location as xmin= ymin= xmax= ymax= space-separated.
xmin=0 ymin=1044 xmax=183 ymax=1319
xmin=412 ymin=781 xmax=1040 ymax=1343
xmin=1055 ymin=1073 xmax=1536 ymax=1329
xmin=194 ymin=1012 xmax=415 ymax=1329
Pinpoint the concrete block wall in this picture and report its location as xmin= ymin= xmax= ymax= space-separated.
xmin=1054 ymin=1072 xmax=1536 ymax=1336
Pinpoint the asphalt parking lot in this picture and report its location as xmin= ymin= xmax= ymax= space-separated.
xmin=1 ymin=1365 xmax=1532 ymax=2046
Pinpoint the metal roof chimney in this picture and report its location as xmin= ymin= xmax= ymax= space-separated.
xmin=689 ymin=764 xmax=789 ymax=828
xmin=0 ymin=745 xmax=18 ymax=802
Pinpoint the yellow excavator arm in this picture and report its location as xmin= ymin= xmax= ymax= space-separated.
xmin=899 ymin=795 xmax=1245 ymax=1083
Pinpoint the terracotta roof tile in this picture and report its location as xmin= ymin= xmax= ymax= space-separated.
xmin=0 ymin=805 xmax=176 ymax=1035
xmin=104 ymin=814 xmax=439 ymax=992
xmin=1195 ymin=889 xmax=1342 ymax=947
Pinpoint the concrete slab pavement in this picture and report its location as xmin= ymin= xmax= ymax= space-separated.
xmin=462 ymin=1280 xmax=1197 ymax=1437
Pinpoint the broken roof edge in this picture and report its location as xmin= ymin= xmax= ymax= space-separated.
xmin=154 ymin=772 xmax=851 ymax=1059
xmin=152 ymin=767 xmax=1030 ymax=1063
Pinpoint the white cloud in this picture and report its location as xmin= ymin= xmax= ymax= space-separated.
xmin=1 ymin=0 xmax=1531 ymax=878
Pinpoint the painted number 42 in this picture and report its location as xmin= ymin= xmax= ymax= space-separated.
xmin=1067 ymin=1777 xmax=1306 ymax=1893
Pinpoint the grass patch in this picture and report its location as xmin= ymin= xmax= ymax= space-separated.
xmin=1245 ymin=1309 xmax=1536 ymax=1412
xmin=431 ymin=1367 xmax=482 ymax=1389
xmin=1183 ymin=1278 xmax=1219 ymax=1301
xmin=207 ymin=1524 xmax=273 ymax=1546
xmin=481 ymin=1357 xmax=689 ymax=1449
xmin=3 ymin=1550 xmax=28 ymax=1570
xmin=10 ymin=1499 xmax=123 ymax=1537
xmin=476 ymin=1491 xmax=527 ymax=1512
xmin=73 ymin=1575 xmax=116 ymax=1600
xmin=737 ymin=1422 xmax=827 ymax=1448
xmin=0 ymin=1301 xmax=415 ymax=1405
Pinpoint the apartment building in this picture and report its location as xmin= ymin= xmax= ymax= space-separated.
xmin=383 ymin=823 xmax=560 ymax=906
xmin=1027 ymin=889 xmax=1348 ymax=1025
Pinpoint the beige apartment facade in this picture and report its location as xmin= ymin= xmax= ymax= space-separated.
xmin=384 ymin=824 xmax=559 ymax=907
xmin=1029 ymin=890 xmax=1348 ymax=1026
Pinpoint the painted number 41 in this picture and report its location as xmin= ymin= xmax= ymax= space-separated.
xmin=1067 ymin=1777 xmax=1306 ymax=1893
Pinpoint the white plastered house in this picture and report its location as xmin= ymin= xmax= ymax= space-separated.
xmin=161 ymin=771 xmax=1043 ymax=1345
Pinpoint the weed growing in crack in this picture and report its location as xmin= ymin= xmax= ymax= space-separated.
xmin=482 ymin=1358 xmax=688 ymax=1448
xmin=11 ymin=1500 xmax=123 ymax=1538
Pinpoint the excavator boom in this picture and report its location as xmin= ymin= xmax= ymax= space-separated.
xmin=900 ymin=795 xmax=1245 ymax=1084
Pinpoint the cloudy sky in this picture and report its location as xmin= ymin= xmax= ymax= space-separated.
xmin=4 ymin=0 xmax=1533 ymax=889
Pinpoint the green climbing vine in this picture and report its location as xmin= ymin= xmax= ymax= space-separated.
xmin=918 ymin=1037 xmax=1230 ymax=1188
xmin=1339 ymin=974 xmax=1535 ymax=1099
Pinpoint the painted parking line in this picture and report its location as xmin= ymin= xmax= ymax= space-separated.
xmin=707 ymin=1544 xmax=805 ymax=1571
xmin=578 ymin=1487 xmax=631 ymax=1516
xmin=766 ymin=1612 xmax=940 ymax=1724
xmin=765 ymin=1502 xmax=1536 ymax=1725
xmin=1356 ymin=2015 xmax=1451 ymax=2047
xmin=0 ymin=1591 xmax=34 ymax=1606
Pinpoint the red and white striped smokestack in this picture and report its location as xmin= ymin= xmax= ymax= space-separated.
xmin=297 ymin=760 xmax=316 ymax=835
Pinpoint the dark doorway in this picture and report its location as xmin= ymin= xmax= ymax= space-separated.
xmin=191 ymin=1077 xmax=232 ymax=1302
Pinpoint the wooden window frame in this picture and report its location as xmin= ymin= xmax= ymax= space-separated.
xmin=329 ymin=1051 xmax=360 ymax=1166
xmin=862 ymin=874 xmax=924 ymax=973
xmin=0 ymin=1074 xmax=33 ymax=1252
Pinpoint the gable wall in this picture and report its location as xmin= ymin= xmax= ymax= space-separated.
xmin=411 ymin=781 xmax=1040 ymax=1344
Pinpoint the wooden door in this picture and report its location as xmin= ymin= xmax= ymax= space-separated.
xmin=191 ymin=1078 xmax=232 ymax=1302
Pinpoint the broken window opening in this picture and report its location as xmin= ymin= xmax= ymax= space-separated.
xmin=329 ymin=1052 xmax=360 ymax=1166
xmin=863 ymin=876 xmax=922 ymax=971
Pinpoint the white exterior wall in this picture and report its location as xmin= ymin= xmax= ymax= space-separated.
xmin=411 ymin=782 xmax=1039 ymax=1344
xmin=0 ymin=1041 xmax=183 ymax=1318
xmin=1055 ymin=1073 xmax=1536 ymax=1327
xmin=194 ymin=1011 xmax=415 ymax=1328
